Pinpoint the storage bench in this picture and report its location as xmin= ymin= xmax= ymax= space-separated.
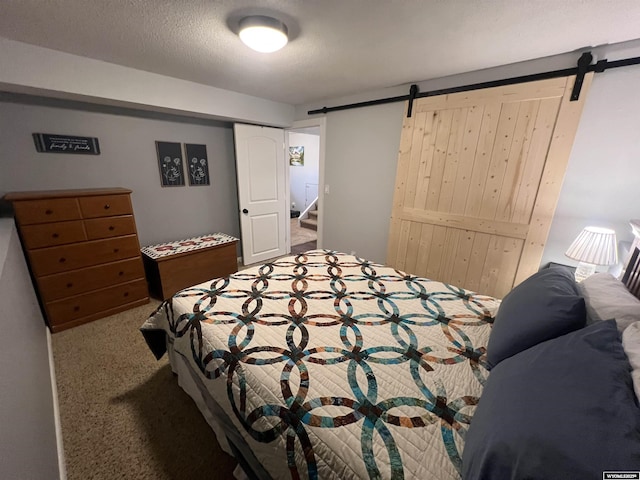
xmin=141 ymin=233 xmax=238 ymax=300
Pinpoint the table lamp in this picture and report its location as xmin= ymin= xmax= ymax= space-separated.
xmin=565 ymin=226 xmax=618 ymax=282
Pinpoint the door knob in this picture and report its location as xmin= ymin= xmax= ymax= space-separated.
xmin=242 ymin=209 xmax=249 ymax=214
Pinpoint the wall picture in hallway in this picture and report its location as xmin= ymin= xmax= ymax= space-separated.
xmin=289 ymin=146 xmax=304 ymax=166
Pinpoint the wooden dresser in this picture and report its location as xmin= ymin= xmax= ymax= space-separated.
xmin=3 ymin=188 xmax=149 ymax=332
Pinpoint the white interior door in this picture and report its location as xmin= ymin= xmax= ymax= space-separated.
xmin=234 ymin=124 xmax=287 ymax=265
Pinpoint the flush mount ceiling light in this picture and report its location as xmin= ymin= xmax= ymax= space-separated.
xmin=238 ymin=15 xmax=288 ymax=53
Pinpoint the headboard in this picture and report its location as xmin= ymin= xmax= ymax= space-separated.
xmin=622 ymin=247 xmax=640 ymax=299
xmin=622 ymin=219 xmax=640 ymax=299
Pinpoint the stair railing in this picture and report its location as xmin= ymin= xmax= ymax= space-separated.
xmin=298 ymin=196 xmax=319 ymax=225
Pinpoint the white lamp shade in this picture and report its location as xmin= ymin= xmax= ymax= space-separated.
xmin=565 ymin=226 xmax=618 ymax=265
xmin=239 ymin=16 xmax=288 ymax=53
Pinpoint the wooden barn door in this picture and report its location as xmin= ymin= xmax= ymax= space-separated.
xmin=387 ymin=75 xmax=592 ymax=298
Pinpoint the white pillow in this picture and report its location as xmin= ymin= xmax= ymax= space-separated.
xmin=622 ymin=321 xmax=640 ymax=401
xmin=578 ymin=272 xmax=640 ymax=332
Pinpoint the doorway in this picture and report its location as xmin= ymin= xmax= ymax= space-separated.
xmin=286 ymin=118 xmax=325 ymax=255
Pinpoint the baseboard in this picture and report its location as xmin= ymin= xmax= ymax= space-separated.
xmin=47 ymin=328 xmax=67 ymax=480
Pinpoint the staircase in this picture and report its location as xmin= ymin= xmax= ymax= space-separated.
xmin=300 ymin=205 xmax=318 ymax=231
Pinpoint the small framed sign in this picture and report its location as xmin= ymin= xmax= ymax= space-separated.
xmin=33 ymin=133 xmax=100 ymax=155
xmin=185 ymin=143 xmax=210 ymax=186
xmin=156 ymin=141 xmax=185 ymax=187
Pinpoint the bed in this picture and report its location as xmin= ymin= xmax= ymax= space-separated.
xmin=141 ymin=247 xmax=640 ymax=479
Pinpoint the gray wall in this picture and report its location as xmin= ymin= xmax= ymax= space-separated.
xmin=0 ymin=94 xmax=240 ymax=247
xmin=542 ymin=63 xmax=640 ymax=269
xmin=297 ymin=39 xmax=640 ymax=270
xmin=0 ymin=219 xmax=60 ymax=479
xmin=322 ymin=103 xmax=403 ymax=262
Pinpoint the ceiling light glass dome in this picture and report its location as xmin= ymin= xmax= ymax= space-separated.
xmin=239 ymin=15 xmax=288 ymax=53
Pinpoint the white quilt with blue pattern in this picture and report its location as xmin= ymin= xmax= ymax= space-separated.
xmin=142 ymin=250 xmax=500 ymax=480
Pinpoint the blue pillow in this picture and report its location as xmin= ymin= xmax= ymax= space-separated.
xmin=486 ymin=267 xmax=586 ymax=368
xmin=463 ymin=320 xmax=640 ymax=480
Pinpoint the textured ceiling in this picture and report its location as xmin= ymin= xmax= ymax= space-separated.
xmin=1 ymin=0 xmax=640 ymax=105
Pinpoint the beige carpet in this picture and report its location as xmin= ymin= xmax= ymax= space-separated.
xmin=290 ymin=218 xmax=316 ymax=246
xmin=52 ymin=300 xmax=237 ymax=480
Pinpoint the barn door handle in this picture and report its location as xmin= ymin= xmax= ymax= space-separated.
xmin=242 ymin=209 xmax=249 ymax=214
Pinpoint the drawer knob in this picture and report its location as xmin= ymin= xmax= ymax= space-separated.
xmin=108 ymin=226 xmax=115 ymax=231
xmin=73 ymin=306 xmax=80 ymax=312
xmin=124 ymin=292 xmax=129 ymax=297
xmin=45 ymin=209 xmax=53 ymax=215
xmin=113 ymin=248 xmax=119 ymax=253
xmin=59 ymin=257 xmax=66 ymax=263
xmin=66 ymin=282 xmax=73 ymax=288
xmin=118 ymin=271 xmax=124 ymax=276
xmin=104 ymin=204 xmax=111 ymax=210
xmin=52 ymin=233 xmax=59 ymax=238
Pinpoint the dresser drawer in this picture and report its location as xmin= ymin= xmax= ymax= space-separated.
xmin=29 ymin=235 xmax=141 ymax=276
xmin=46 ymin=279 xmax=148 ymax=326
xmin=38 ymin=257 xmax=145 ymax=302
xmin=20 ymin=220 xmax=87 ymax=249
xmin=12 ymin=198 xmax=81 ymax=225
xmin=3 ymin=187 xmax=147 ymax=332
xmin=85 ymin=215 xmax=137 ymax=240
xmin=79 ymin=194 xmax=132 ymax=218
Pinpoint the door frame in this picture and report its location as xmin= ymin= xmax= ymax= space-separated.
xmin=286 ymin=117 xmax=327 ymax=250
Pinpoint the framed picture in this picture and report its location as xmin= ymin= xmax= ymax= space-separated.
xmin=289 ymin=146 xmax=304 ymax=166
xmin=156 ymin=141 xmax=185 ymax=187
xmin=185 ymin=143 xmax=210 ymax=186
